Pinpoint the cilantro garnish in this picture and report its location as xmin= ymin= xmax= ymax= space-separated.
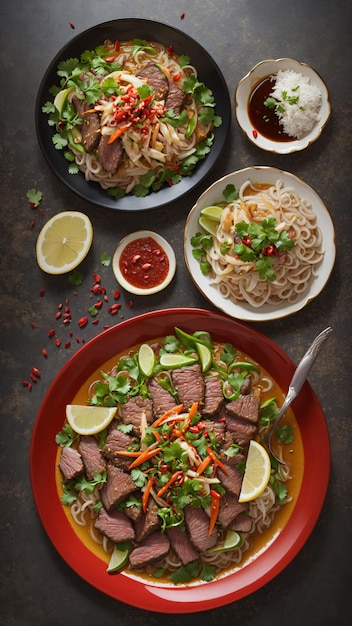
xmin=264 ymin=85 xmax=301 ymax=115
xmin=26 ymin=188 xmax=42 ymax=207
xmin=100 ymin=252 xmax=111 ymax=266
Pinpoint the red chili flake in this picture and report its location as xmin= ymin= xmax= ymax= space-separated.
xmin=55 ymin=337 xmax=61 ymax=347
xmin=66 ymin=297 xmax=69 ymax=305
xmin=104 ymin=295 xmax=109 ymax=302
xmin=31 ymin=322 xmax=36 ymax=329
xmin=48 ymin=328 xmax=55 ymax=337
xmin=101 ymin=286 xmax=106 ymax=294
xmin=73 ymin=291 xmax=78 ymax=296
xmin=105 ymin=56 xmax=116 ymax=63
xmin=81 ymin=338 xmax=85 ymax=344
xmin=92 ymin=319 xmax=99 ymax=325
xmin=28 ymin=382 xmax=33 ymax=392
xmin=30 ymin=374 xmax=37 ymax=383
xmin=42 ymin=348 xmax=48 ymax=358
xmin=31 ymin=220 xmax=35 ymax=229
xmin=180 ymin=12 xmax=185 ymax=19
xmin=168 ymin=45 xmax=174 ymax=56
xmin=39 ymin=208 xmax=43 ymax=216
xmin=64 ymin=340 xmax=71 ymax=349
xmin=22 ymin=381 xmax=30 ymax=387
xmin=57 ymin=303 xmax=63 ymax=310
xmin=114 ymin=289 xmax=120 ymax=299
xmin=142 ymin=263 xmax=152 ymax=271
xmin=103 ymin=325 xmax=110 ymax=329
xmin=55 ymin=312 xmax=62 ymax=320
xmin=94 ymin=301 xmax=103 ymax=309
xmin=252 ymin=129 xmax=258 ymax=139
xmin=69 ymin=331 xmax=73 ymax=337
xmin=62 ymin=318 xmax=71 ymax=325
xmin=93 ymin=273 xmax=101 ymax=283
xmin=76 ymin=337 xmax=80 ymax=343
xmin=114 ymin=40 xmax=120 ymax=51
xmin=65 ymin=305 xmax=70 ymax=313
xmin=126 ymin=300 xmax=134 ymax=308
xmin=132 ymin=254 xmax=141 ymax=263
xmin=69 ymin=21 xmax=75 ymax=29
xmin=32 ymin=367 xmax=41 ymax=377
xmin=78 ymin=316 xmax=88 ymax=328
xmin=39 ymin=289 xmax=45 ymax=296
xmin=91 ymin=284 xmax=101 ymax=295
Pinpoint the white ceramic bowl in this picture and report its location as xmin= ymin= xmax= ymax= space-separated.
xmin=184 ymin=167 xmax=336 ymax=321
xmin=235 ymin=58 xmax=331 ymax=153
xmin=112 ymin=230 xmax=176 ymax=295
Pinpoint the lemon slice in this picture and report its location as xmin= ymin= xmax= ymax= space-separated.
xmin=238 ymin=440 xmax=271 ymax=503
xmin=196 ymin=342 xmax=212 ymax=372
xmin=54 ymin=87 xmax=72 ymax=115
xmin=198 ymin=215 xmax=219 ymax=236
xmin=107 ymin=545 xmax=129 ymax=573
xmin=200 ymin=205 xmax=223 ymax=220
xmin=159 ymin=353 xmax=197 ymax=369
xmin=66 ymin=405 xmax=117 ymax=435
xmin=36 ymin=211 xmax=93 ymax=275
xmin=138 ymin=343 xmax=156 ymax=377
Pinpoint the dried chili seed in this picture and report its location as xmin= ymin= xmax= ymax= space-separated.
xmin=64 ymin=340 xmax=71 ymax=348
xmin=94 ymin=301 xmax=103 ymax=309
xmin=142 ymin=263 xmax=152 ymax=270
xmin=252 ymin=129 xmax=258 ymax=139
xmin=76 ymin=337 xmax=80 ymax=343
xmin=62 ymin=318 xmax=71 ymax=325
xmin=69 ymin=21 xmax=75 ymax=29
xmin=168 ymin=45 xmax=174 ymax=55
xmin=92 ymin=284 xmax=101 ymax=295
xmin=31 ymin=322 xmax=36 ymax=329
xmin=28 ymin=382 xmax=33 ymax=392
xmin=101 ymin=286 xmax=106 ymax=294
xmin=104 ymin=295 xmax=109 ymax=302
xmin=30 ymin=374 xmax=37 ymax=383
xmin=48 ymin=328 xmax=55 ymax=337
xmin=42 ymin=348 xmax=48 ymax=358
xmin=39 ymin=289 xmax=45 ymax=296
xmin=39 ymin=208 xmax=43 ymax=216
xmin=22 ymin=381 xmax=30 ymax=387
xmin=58 ymin=303 xmax=63 ymax=310
xmin=92 ymin=319 xmax=99 ymax=325
xmin=103 ymin=325 xmax=110 ymax=329
xmin=69 ymin=331 xmax=73 ymax=337
xmin=55 ymin=338 xmax=61 ymax=347
xmin=31 ymin=220 xmax=35 ymax=229
xmin=93 ymin=273 xmax=101 ymax=283
xmin=55 ymin=312 xmax=62 ymax=320
xmin=65 ymin=305 xmax=70 ymax=313
xmin=114 ymin=289 xmax=120 ymax=299
xmin=180 ymin=12 xmax=185 ymax=19
xmin=78 ymin=316 xmax=88 ymax=328
xmin=32 ymin=367 xmax=41 ymax=377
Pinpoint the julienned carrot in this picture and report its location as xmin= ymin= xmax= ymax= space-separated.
xmin=196 ymin=454 xmax=212 ymax=476
xmin=128 ymin=446 xmax=162 ymax=469
xmin=107 ymin=123 xmax=131 ymax=144
xmin=206 ymin=445 xmax=228 ymax=475
xmin=113 ymin=449 xmax=140 ymax=457
xmin=156 ymin=470 xmax=183 ymax=498
xmin=151 ymin=404 xmax=184 ymax=429
xmin=142 ymin=475 xmax=154 ymax=512
xmin=178 ymin=401 xmax=199 ymax=435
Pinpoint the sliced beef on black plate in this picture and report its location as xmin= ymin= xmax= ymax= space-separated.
xmin=171 ymin=364 xmax=205 ymax=411
xmin=94 ymin=506 xmax=135 ymax=543
xmin=119 ymin=395 xmax=153 ymax=435
xmin=184 ymin=505 xmax=217 ymax=552
xmin=134 ymin=497 xmax=161 ymax=543
xmin=58 ymin=446 xmax=84 ymax=483
xmin=136 ymin=63 xmax=169 ymax=101
xmin=129 ymin=530 xmax=171 ymax=569
xmin=147 ymin=377 xmax=178 ymax=417
xmin=102 ymin=425 xmax=137 ymax=471
xmin=72 ymin=94 xmax=101 ymax=153
xmin=166 ymin=525 xmax=200 ymax=565
xmin=165 ymin=78 xmax=186 ymax=113
xmin=201 ymin=375 xmax=224 ymax=417
xmin=77 ymin=435 xmax=106 ymax=481
xmin=97 ymin=135 xmax=123 ymax=173
xmin=100 ymin=463 xmax=138 ymax=511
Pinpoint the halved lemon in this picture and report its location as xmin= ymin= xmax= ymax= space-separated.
xmin=36 ymin=211 xmax=93 ymax=275
xmin=238 ymin=440 xmax=271 ymax=503
xmin=138 ymin=343 xmax=156 ymax=377
xmin=66 ymin=405 xmax=117 ymax=435
xmin=107 ymin=545 xmax=129 ymax=573
xmin=159 ymin=353 xmax=197 ymax=369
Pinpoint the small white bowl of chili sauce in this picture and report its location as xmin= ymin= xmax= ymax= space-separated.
xmin=234 ymin=58 xmax=331 ymax=153
xmin=112 ymin=230 xmax=176 ymax=295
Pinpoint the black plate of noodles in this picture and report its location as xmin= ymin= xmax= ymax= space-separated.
xmin=35 ymin=19 xmax=231 ymax=211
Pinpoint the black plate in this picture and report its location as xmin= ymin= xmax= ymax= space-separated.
xmin=35 ymin=19 xmax=232 ymax=211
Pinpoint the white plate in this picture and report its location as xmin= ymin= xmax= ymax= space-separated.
xmin=235 ymin=58 xmax=331 ymax=153
xmin=184 ymin=167 xmax=336 ymax=322
xmin=112 ymin=230 xmax=176 ymax=295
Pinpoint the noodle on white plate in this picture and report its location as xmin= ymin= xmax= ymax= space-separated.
xmin=70 ymin=41 xmax=213 ymax=192
xmin=205 ymin=179 xmax=324 ymax=307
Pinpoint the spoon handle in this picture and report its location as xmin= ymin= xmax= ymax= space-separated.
xmin=270 ymin=326 xmax=333 ymax=430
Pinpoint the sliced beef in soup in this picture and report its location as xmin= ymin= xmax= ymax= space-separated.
xmin=128 ymin=531 xmax=170 ymax=569
xmin=147 ymin=377 xmax=178 ymax=417
xmin=217 ymin=492 xmax=248 ymax=529
xmin=166 ymin=525 xmax=200 ymax=565
xmin=100 ymin=464 xmax=138 ymax=511
xmin=102 ymin=425 xmax=137 ymax=472
xmin=78 ymin=435 xmax=106 ymax=481
xmin=119 ymin=395 xmax=153 ymax=435
xmin=134 ymin=497 xmax=161 ymax=543
xmin=94 ymin=507 xmax=135 ymax=543
xmin=171 ymin=364 xmax=205 ymax=410
xmin=201 ymin=375 xmax=224 ymax=417
xmin=59 ymin=446 xmax=83 ymax=483
xmin=184 ymin=506 xmax=217 ymax=552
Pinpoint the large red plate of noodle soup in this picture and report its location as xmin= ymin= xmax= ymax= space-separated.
xmin=30 ymin=308 xmax=330 ymax=613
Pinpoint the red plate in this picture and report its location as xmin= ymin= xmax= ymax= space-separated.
xmin=30 ymin=308 xmax=330 ymax=613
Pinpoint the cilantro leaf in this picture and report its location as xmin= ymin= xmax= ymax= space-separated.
xmin=55 ymin=424 xmax=77 ymax=447
xmin=276 ymin=423 xmax=294 ymax=444
xmin=68 ymin=269 xmax=84 ymax=286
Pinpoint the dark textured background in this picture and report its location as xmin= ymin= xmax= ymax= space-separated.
xmin=1 ymin=1 xmax=351 ymax=624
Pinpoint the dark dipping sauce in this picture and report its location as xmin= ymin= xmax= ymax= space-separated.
xmin=248 ymin=75 xmax=292 ymax=142
xmin=119 ymin=236 xmax=169 ymax=289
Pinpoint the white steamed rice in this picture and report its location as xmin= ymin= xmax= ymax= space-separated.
xmin=270 ymin=69 xmax=322 ymax=138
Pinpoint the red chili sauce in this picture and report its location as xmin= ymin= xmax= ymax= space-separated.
xmin=119 ymin=236 xmax=169 ymax=289
xmin=248 ymin=75 xmax=291 ymax=142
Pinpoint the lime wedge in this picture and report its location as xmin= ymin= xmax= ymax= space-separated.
xmin=54 ymin=87 xmax=72 ymax=115
xmin=198 ymin=215 xmax=219 ymax=236
xmin=138 ymin=343 xmax=156 ymax=377
xmin=107 ymin=545 xmax=129 ymax=573
xmin=206 ymin=530 xmax=242 ymax=554
xmin=196 ymin=342 xmax=213 ymax=372
xmin=200 ymin=205 xmax=223 ymax=220
xmin=159 ymin=353 xmax=197 ymax=369
xmin=175 ymin=327 xmax=212 ymax=349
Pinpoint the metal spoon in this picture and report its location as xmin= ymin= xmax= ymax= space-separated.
xmin=265 ymin=326 xmax=333 ymax=465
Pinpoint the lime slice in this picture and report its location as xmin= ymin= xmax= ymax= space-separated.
xmin=206 ymin=529 xmax=242 ymax=553
xmin=175 ymin=327 xmax=212 ymax=349
xmin=200 ymin=205 xmax=223 ymax=220
xmin=196 ymin=342 xmax=213 ymax=372
xmin=138 ymin=343 xmax=156 ymax=377
xmin=107 ymin=545 xmax=129 ymax=573
xmin=198 ymin=215 xmax=219 ymax=236
xmin=159 ymin=353 xmax=197 ymax=369
xmin=54 ymin=87 xmax=72 ymax=115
